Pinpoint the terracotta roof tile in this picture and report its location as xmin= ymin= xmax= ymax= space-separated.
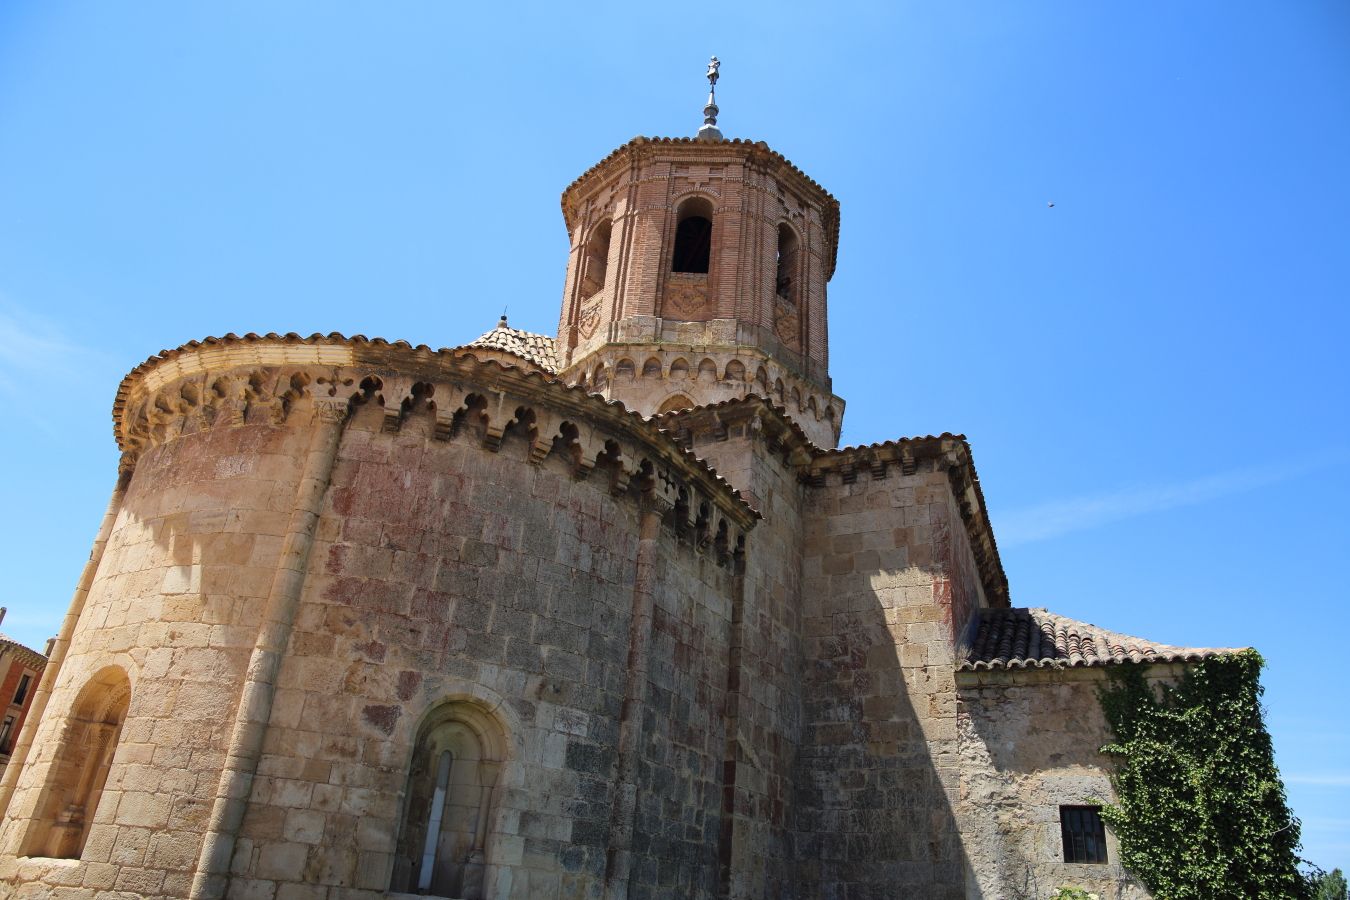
xmin=961 ymin=607 xmax=1240 ymax=671
xmin=0 ymin=632 xmax=48 ymax=669
xmin=461 ymin=317 xmax=559 ymax=374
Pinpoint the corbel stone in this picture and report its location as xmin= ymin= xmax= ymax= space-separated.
xmin=528 ymin=432 xmax=553 ymax=465
xmin=900 ymin=447 xmax=918 ymax=476
xmin=867 ymin=453 xmax=888 ymax=481
xmin=694 ymin=498 xmax=713 ymax=552
xmin=378 ymin=377 xmax=416 ymax=433
xmin=433 ymin=395 xmax=457 ymax=441
xmin=609 ymin=465 xmax=632 ymax=497
xmin=209 ymin=376 xmax=248 ymax=428
xmin=481 ymin=391 xmax=511 ymax=450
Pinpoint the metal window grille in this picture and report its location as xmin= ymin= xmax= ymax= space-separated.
xmin=1060 ymin=805 xmax=1108 ymax=864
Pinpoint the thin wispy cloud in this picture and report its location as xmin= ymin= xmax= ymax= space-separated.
xmin=998 ymin=456 xmax=1343 ymax=547
xmin=0 ymin=298 xmax=110 ymax=392
xmin=0 ymin=298 xmax=114 ymax=436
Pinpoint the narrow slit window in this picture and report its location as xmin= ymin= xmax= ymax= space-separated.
xmin=775 ymin=223 xmax=800 ymax=302
xmin=1060 ymin=805 xmax=1108 ymax=864
xmin=0 ymin=715 xmax=14 ymax=753
xmin=418 ymin=750 xmax=454 ymax=892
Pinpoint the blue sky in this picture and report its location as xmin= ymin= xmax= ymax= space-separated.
xmin=1 ymin=0 xmax=1346 ymax=873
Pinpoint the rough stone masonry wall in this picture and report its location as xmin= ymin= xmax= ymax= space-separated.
xmin=795 ymin=465 xmax=988 ymax=900
xmin=682 ymin=429 xmax=807 ymax=899
xmin=955 ymin=667 xmax=1153 ymax=900
xmin=624 ymin=535 xmax=736 ymax=900
xmin=220 ymin=396 xmax=743 ymax=900
xmin=224 ymin=401 xmax=643 ymax=900
xmin=0 ymin=419 xmax=310 ymax=898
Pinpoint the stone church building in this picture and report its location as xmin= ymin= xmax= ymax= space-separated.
xmin=0 ymin=71 xmax=1230 ymax=900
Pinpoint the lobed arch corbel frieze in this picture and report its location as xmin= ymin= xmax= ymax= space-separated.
xmin=113 ymin=340 xmax=756 ymax=561
xmin=561 ymin=345 xmax=844 ymax=431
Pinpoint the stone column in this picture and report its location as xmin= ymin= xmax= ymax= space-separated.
xmin=717 ymin=546 xmax=748 ymax=897
xmin=190 ymin=399 xmax=348 ymax=900
xmin=604 ymin=491 xmax=671 ymax=900
xmin=0 ymin=467 xmax=130 ymax=829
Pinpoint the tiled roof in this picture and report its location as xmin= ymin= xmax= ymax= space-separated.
xmin=0 ymin=632 xmax=48 ymax=669
xmin=461 ymin=317 xmax=559 ymax=374
xmin=961 ymin=607 xmax=1239 ymax=671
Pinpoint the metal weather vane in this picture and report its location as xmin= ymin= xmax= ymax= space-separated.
xmin=698 ymin=56 xmax=723 ymax=142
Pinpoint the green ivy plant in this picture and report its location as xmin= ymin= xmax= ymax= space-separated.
xmin=1096 ymin=649 xmax=1309 ymax=899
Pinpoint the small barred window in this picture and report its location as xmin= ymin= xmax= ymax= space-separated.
xmin=1060 ymin=805 xmax=1108 ymax=864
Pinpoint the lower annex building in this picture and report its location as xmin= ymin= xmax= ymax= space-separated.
xmin=0 ymin=68 xmax=1232 ymax=900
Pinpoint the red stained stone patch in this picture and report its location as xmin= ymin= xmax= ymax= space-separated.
xmin=354 ymin=640 xmax=386 ymax=663
xmin=396 ymin=671 xmax=422 ymax=702
xmin=326 ymin=543 xmax=348 ymax=574
xmin=409 ymin=589 xmax=452 ymax=622
xmin=362 ymin=704 xmax=401 ymax=735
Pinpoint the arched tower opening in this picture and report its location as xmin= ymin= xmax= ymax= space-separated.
xmin=671 ymin=197 xmax=713 ymax=274
xmin=581 ymin=218 xmax=612 ymax=299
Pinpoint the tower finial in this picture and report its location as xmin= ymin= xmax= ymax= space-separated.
xmin=697 ymin=56 xmax=722 ymax=142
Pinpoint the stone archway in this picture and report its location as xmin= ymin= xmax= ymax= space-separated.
xmin=390 ymin=701 xmax=509 ymax=899
xmin=24 ymin=666 xmax=131 ymax=859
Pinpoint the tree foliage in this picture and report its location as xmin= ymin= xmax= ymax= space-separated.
xmin=1314 ymin=869 xmax=1348 ymax=900
xmin=1097 ymin=650 xmax=1308 ymax=899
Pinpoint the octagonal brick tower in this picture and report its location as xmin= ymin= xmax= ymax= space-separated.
xmin=555 ymin=130 xmax=844 ymax=448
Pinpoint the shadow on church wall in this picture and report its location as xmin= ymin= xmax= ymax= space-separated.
xmin=793 ymin=467 xmax=977 ymax=900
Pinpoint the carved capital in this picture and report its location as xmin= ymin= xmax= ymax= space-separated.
xmin=314 ymin=399 xmax=350 ymax=423
xmin=639 ymin=490 xmax=675 ymax=520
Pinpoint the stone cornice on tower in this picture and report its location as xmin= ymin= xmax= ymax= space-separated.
xmin=653 ymin=395 xmax=1011 ymax=608
xmin=112 ymin=332 xmax=760 ymax=535
xmin=565 ymin=344 xmax=844 ymax=448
